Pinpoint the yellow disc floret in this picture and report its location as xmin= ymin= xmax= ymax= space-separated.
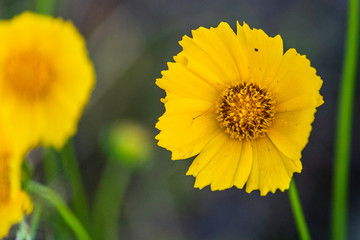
xmin=216 ymin=82 xmax=276 ymax=140
xmin=5 ymin=50 xmax=54 ymax=101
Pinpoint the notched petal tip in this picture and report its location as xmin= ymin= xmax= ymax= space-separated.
xmin=245 ymin=176 xmax=293 ymax=196
xmin=185 ymin=169 xmax=193 ymax=176
xmin=193 ymin=181 xmax=206 ymax=190
xmin=237 ymin=21 xmax=249 ymax=29
xmin=317 ymin=95 xmax=324 ymax=107
xmin=242 ymin=21 xmax=251 ymax=32
xmin=215 ymin=21 xmax=231 ymax=29
xmin=191 ymin=27 xmax=208 ymax=38
xmin=173 ymin=53 xmax=188 ymax=66
xmin=154 ymin=132 xmax=160 ymax=140
xmin=210 ymin=183 xmax=227 ymax=191
xmin=179 ymin=35 xmax=192 ymax=46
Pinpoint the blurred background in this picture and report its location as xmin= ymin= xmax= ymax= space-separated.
xmin=0 ymin=0 xmax=358 ymax=239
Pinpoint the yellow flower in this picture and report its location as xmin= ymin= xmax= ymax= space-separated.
xmin=0 ymin=132 xmax=32 ymax=238
xmin=155 ymin=22 xmax=323 ymax=196
xmin=0 ymin=12 xmax=95 ymax=149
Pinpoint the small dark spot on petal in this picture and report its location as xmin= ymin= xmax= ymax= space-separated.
xmin=254 ymin=48 xmax=258 ymax=52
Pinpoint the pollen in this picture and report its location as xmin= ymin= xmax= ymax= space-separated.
xmin=4 ymin=50 xmax=54 ymax=101
xmin=216 ymin=82 xmax=276 ymax=140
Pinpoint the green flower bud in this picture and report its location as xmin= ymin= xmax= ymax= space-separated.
xmin=101 ymin=121 xmax=152 ymax=168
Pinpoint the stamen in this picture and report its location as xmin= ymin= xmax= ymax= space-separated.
xmin=216 ymin=82 xmax=276 ymax=140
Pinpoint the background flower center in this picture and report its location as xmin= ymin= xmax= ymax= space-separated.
xmin=216 ymin=82 xmax=276 ymax=140
xmin=0 ymin=154 xmax=11 ymax=203
xmin=4 ymin=50 xmax=54 ymax=101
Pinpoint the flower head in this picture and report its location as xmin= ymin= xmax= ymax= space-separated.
xmin=0 ymin=132 xmax=32 ymax=238
xmin=0 ymin=12 xmax=95 ymax=149
xmin=156 ymin=22 xmax=323 ymax=195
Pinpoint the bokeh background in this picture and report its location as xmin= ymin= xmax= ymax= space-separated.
xmin=1 ymin=0 xmax=359 ymax=239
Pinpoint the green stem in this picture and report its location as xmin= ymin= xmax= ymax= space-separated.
xmin=35 ymin=0 xmax=56 ymax=15
xmin=60 ymin=140 xmax=90 ymax=228
xmin=331 ymin=0 xmax=359 ymax=239
xmin=92 ymin=160 xmax=133 ymax=240
xmin=288 ymin=180 xmax=311 ymax=240
xmin=43 ymin=147 xmax=60 ymax=184
xmin=30 ymin=206 xmax=42 ymax=239
xmin=43 ymin=147 xmax=75 ymax=240
xmin=28 ymin=181 xmax=91 ymax=240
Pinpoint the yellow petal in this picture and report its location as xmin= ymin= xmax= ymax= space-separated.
xmin=186 ymin=25 xmax=240 ymax=84
xmin=41 ymin=94 xmax=78 ymax=149
xmin=160 ymin=94 xmax=213 ymax=116
xmin=256 ymin=136 xmax=293 ymax=196
xmin=266 ymin=128 xmax=302 ymax=160
xmin=233 ymin=140 xmax=253 ymax=189
xmin=179 ymin=36 xmax=228 ymax=89
xmin=210 ymin=138 xmax=243 ymax=190
xmin=276 ymin=92 xmax=324 ymax=112
xmin=278 ymin=149 xmax=302 ymax=177
xmin=189 ymin=136 xmax=253 ymax=191
xmin=156 ymin=109 xmax=221 ymax=160
xmin=210 ymin=22 xmax=249 ymax=82
xmin=176 ymin=52 xmax=225 ymax=92
xmin=0 ymin=191 xmax=33 ymax=238
xmin=270 ymin=48 xmax=323 ymax=104
xmin=0 ymin=138 xmax=32 ymax=239
xmin=192 ymin=133 xmax=240 ymax=190
xmin=1 ymin=102 xmax=37 ymax=150
xmin=268 ymin=109 xmax=316 ymax=160
xmin=237 ymin=22 xmax=283 ymax=87
xmin=187 ymin=132 xmax=228 ymax=177
xmin=245 ymin=140 xmax=260 ymax=193
xmin=157 ymin=62 xmax=219 ymax=102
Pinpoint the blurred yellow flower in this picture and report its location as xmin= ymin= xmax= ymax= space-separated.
xmin=0 ymin=133 xmax=32 ymax=238
xmin=0 ymin=12 xmax=95 ymax=149
xmin=156 ymin=22 xmax=323 ymax=195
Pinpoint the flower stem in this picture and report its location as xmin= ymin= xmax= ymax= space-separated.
xmin=28 ymin=181 xmax=91 ymax=240
xmin=92 ymin=159 xmax=133 ymax=240
xmin=288 ymin=180 xmax=311 ymax=240
xmin=60 ymin=140 xmax=90 ymax=228
xmin=30 ymin=206 xmax=42 ymax=239
xmin=43 ymin=147 xmax=60 ymax=183
xmin=331 ymin=0 xmax=359 ymax=239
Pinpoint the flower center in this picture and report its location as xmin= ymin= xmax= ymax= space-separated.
xmin=0 ymin=153 xmax=10 ymax=203
xmin=4 ymin=50 xmax=54 ymax=101
xmin=216 ymin=82 xmax=276 ymax=140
